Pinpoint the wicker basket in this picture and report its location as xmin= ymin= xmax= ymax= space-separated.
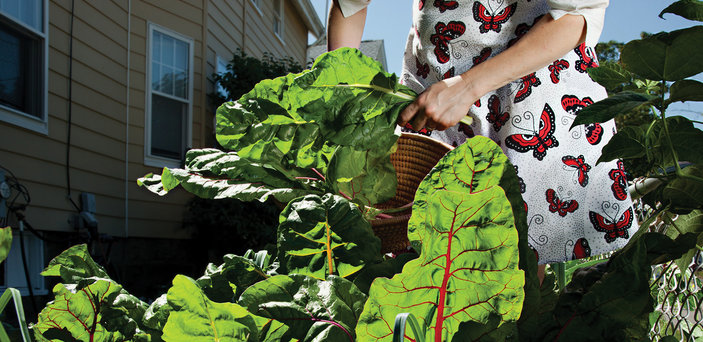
xmin=371 ymin=133 xmax=453 ymax=253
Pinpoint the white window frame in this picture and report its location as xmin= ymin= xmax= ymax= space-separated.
xmin=249 ymin=0 xmax=263 ymax=17
xmin=273 ymin=0 xmax=285 ymax=43
xmin=0 ymin=0 xmax=49 ymax=135
xmin=145 ymin=23 xmax=194 ymax=168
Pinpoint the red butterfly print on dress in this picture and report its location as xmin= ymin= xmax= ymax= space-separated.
xmin=570 ymin=238 xmax=591 ymax=260
xmin=430 ymin=21 xmax=466 ymax=64
xmin=549 ymin=59 xmax=570 ymax=84
xmin=514 ymin=73 xmax=541 ymax=103
xmin=546 ymin=188 xmax=579 ymax=217
xmin=434 ymin=0 xmax=459 ymax=12
xmin=590 ymin=203 xmax=633 ymax=243
xmin=416 ymin=58 xmax=430 ymax=79
xmin=561 ymin=95 xmax=603 ymax=145
xmin=562 ymin=154 xmax=591 ymax=187
xmin=472 ymin=1 xmax=517 ymax=34
xmin=609 ymin=160 xmax=628 ymax=201
xmin=505 ymin=103 xmax=559 ymax=161
xmin=574 ymin=43 xmax=598 ymax=73
xmin=486 ymin=94 xmax=509 ymax=132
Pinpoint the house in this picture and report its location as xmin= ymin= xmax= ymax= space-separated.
xmin=0 ymin=0 xmax=323 ymax=298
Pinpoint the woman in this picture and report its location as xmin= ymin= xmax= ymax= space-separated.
xmin=327 ymin=0 xmax=638 ymax=279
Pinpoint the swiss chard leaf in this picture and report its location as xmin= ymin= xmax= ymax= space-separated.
xmin=195 ymin=253 xmax=269 ymax=302
xmin=137 ymin=149 xmax=321 ymax=203
xmin=277 ymin=194 xmax=382 ymax=280
xmin=41 ymin=244 xmax=110 ymax=283
xmin=34 ymin=279 xmax=136 ymax=342
xmin=352 ymin=253 xmax=419 ymax=295
xmin=357 ymin=136 xmax=524 ymax=342
xmin=327 ymin=143 xmax=398 ymax=207
xmin=217 ymin=48 xmax=415 ymax=152
xmin=162 ymin=275 xmax=261 ymax=342
xmin=0 ymin=226 xmax=11 ymax=264
xmin=238 ymin=274 xmax=367 ymax=342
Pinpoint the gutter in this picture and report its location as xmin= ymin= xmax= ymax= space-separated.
xmin=293 ymin=0 xmax=324 ymax=38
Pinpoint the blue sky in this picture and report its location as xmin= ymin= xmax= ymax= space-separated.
xmin=308 ymin=0 xmax=702 ymax=123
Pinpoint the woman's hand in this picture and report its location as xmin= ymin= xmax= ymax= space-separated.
xmin=398 ymin=75 xmax=480 ymax=131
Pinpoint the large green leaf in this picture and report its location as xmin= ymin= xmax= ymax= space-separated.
xmin=34 ymin=279 xmax=133 ymax=341
xmin=162 ymin=275 xmax=261 ymax=341
xmin=621 ymin=26 xmax=703 ymax=81
xmin=238 ymin=274 xmax=367 ymax=341
xmin=666 ymin=210 xmax=703 ymax=271
xmin=195 ymin=254 xmax=269 ymax=302
xmin=137 ymin=150 xmax=320 ymax=204
xmin=662 ymin=165 xmax=703 ymax=212
xmin=0 ymin=226 xmax=11 ymax=264
xmin=142 ymin=294 xmax=171 ymax=339
xmin=669 ymin=79 xmax=703 ymax=103
xmin=660 ymin=0 xmax=703 ymax=21
xmin=656 ymin=116 xmax=703 ymax=166
xmin=357 ymin=136 xmax=524 ymax=342
xmin=586 ymin=61 xmax=633 ymax=92
xmin=326 ymin=143 xmax=398 ymax=207
xmin=597 ymin=126 xmax=647 ymax=164
xmin=277 ymin=194 xmax=382 ymax=280
xmin=217 ymin=48 xmax=414 ymax=152
xmin=352 ymin=253 xmax=418 ymax=295
xmin=570 ymin=91 xmax=656 ymax=128
xmin=40 ymin=244 xmax=109 ymax=283
xmin=525 ymin=234 xmax=664 ymax=341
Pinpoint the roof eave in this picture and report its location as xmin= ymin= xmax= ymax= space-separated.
xmin=293 ymin=0 xmax=324 ymax=38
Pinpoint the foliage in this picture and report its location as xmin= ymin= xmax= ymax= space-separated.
xmin=357 ymin=137 xmax=525 ymax=342
xmin=32 ymin=3 xmax=703 ymax=339
xmin=211 ymin=49 xmax=303 ymax=108
xmin=0 ymin=226 xmax=10 ymax=264
xmin=139 ymin=48 xmax=417 ymax=213
xmin=277 ymin=194 xmax=382 ymax=280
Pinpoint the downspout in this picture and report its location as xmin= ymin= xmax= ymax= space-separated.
xmin=202 ymin=0 xmax=208 ymax=147
xmin=124 ymin=0 xmax=131 ymax=238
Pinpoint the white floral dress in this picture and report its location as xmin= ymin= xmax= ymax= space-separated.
xmin=339 ymin=0 xmax=638 ymax=264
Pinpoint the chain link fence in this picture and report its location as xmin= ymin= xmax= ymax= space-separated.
xmin=649 ymin=251 xmax=703 ymax=341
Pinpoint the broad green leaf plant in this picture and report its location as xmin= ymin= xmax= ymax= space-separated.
xmin=31 ymin=3 xmax=703 ymax=339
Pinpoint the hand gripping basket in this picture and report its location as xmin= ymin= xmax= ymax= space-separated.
xmin=371 ymin=133 xmax=453 ymax=254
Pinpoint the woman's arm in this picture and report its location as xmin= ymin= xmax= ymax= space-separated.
xmin=399 ymin=14 xmax=588 ymax=131
xmin=327 ymin=0 xmax=368 ymax=51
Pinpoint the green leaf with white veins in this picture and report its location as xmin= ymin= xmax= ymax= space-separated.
xmin=162 ymin=275 xmax=261 ymax=342
xmin=137 ymin=148 xmax=322 ymax=204
xmin=277 ymin=194 xmax=382 ymax=280
xmin=238 ymin=274 xmax=367 ymax=342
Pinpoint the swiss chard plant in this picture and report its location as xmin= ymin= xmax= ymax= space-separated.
xmin=28 ymin=2 xmax=703 ymax=339
xmin=138 ymin=48 xmax=417 ymax=215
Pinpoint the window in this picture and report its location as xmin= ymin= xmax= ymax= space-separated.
xmin=146 ymin=24 xmax=193 ymax=167
xmin=0 ymin=0 xmax=47 ymax=134
xmin=273 ymin=0 xmax=284 ymax=39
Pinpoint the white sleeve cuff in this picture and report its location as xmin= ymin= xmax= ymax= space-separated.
xmin=548 ymin=0 xmax=608 ymax=47
xmin=338 ymin=0 xmax=371 ymax=18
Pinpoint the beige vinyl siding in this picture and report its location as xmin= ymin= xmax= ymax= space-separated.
xmin=0 ymin=0 xmax=314 ymax=240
